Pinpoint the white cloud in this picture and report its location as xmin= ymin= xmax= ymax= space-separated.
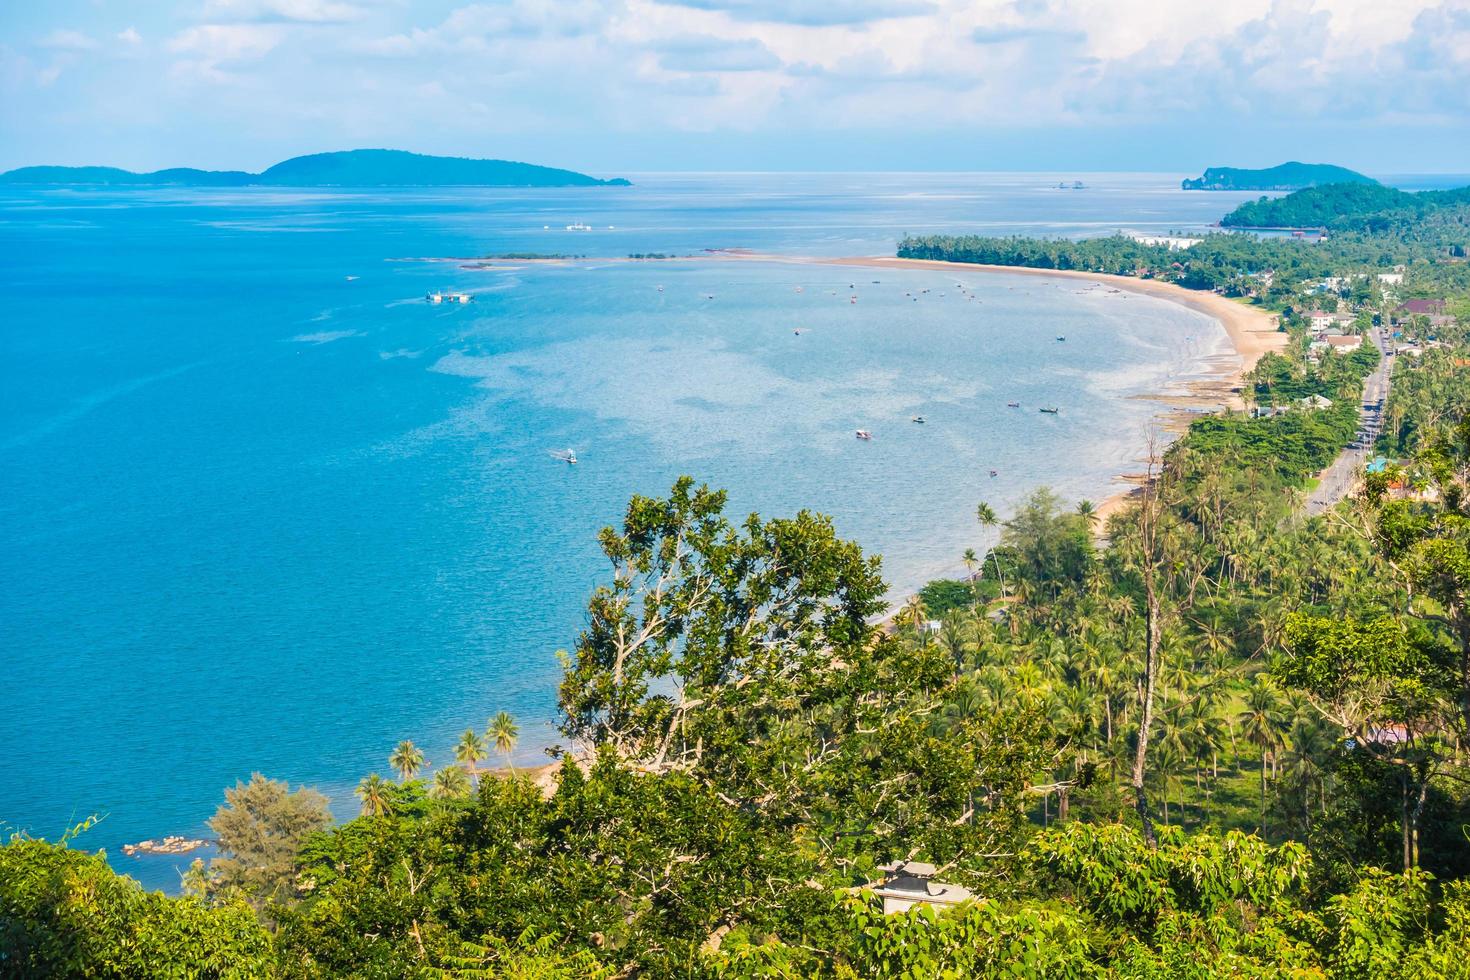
xmin=656 ymin=34 xmax=782 ymax=71
xmin=200 ymin=0 xmax=367 ymax=23
xmin=117 ymin=28 xmax=144 ymax=45
xmin=168 ymin=24 xmax=285 ymax=61
xmin=38 ymin=29 xmax=99 ymax=51
xmin=654 ymin=0 xmax=937 ymax=26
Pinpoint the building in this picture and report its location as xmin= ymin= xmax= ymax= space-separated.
xmin=1299 ymin=394 xmax=1335 ymax=409
xmin=1395 ymin=299 xmax=1447 ymax=323
xmin=1129 ymin=234 xmax=1202 ymax=250
xmin=1306 ymin=310 xmax=1356 ymax=334
xmin=1325 ymin=335 xmax=1362 ymax=352
xmin=868 ymin=862 xmax=975 ymax=915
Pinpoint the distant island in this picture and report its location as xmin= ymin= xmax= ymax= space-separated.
xmin=0 ymin=149 xmax=631 ymax=188
xmin=1181 ymin=161 xmax=1376 ymax=191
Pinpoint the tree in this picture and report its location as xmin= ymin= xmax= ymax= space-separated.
xmin=962 ymin=547 xmax=978 ymax=579
xmin=489 ymin=711 xmax=519 ymax=771
xmin=1128 ymin=439 xmax=1167 ymax=846
xmin=390 ymin=740 xmax=425 ymax=782
xmin=356 ymin=773 xmax=392 ymax=817
xmin=207 ymin=773 xmax=331 ymax=910
xmin=1239 ymin=678 xmax=1287 ymax=822
xmin=455 ymin=728 xmax=488 ymax=777
xmin=430 ymin=765 xmax=472 ymax=800
xmin=0 ymin=829 xmax=272 ymax=977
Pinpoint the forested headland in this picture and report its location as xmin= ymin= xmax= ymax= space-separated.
xmin=7 ymin=183 xmax=1470 ymax=977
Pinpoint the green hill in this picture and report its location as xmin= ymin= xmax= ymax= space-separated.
xmin=0 ymin=150 xmax=629 ymax=188
xmin=1221 ymin=181 xmax=1470 ymax=232
xmin=1182 ymin=162 xmax=1376 ymax=191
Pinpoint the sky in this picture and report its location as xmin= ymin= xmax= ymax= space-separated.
xmin=2 ymin=0 xmax=1469 ymax=174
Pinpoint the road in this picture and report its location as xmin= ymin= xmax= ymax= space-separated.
xmin=1305 ymin=326 xmax=1392 ymax=516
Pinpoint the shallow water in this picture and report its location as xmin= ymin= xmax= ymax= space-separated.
xmin=0 ymin=173 xmax=1252 ymax=889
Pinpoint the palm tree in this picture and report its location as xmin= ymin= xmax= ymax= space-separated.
xmin=356 ymin=773 xmax=392 ymax=816
xmin=1238 ymin=679 xmax=1286 ymax=822
xmin=900 ymin=593 xmax=930 ymax=640
xmin=455 ymin=729 xmax=487 ymax=777
xmin=961 ymin=548 xmax=979 ymax=581
xmin=1076 ymin=499 xmax=1098 ymax=531
xmin=430 ymin=765 xmax=472 ymax=800
xmin=976 ymin=502 xmax=1009 ymax=598
xmin=389 ymin=739 xmax=425 ymax=782
xmin=489 ymin=711 xmax=519 ymax=771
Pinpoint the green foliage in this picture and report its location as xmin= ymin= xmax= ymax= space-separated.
xmin=207 ymin=773 xmax=331 ymax=910
xmin=917 ymin=578 xmax=974 ymax=616
xmin=0 ymin=831 xmax=272 ymax=978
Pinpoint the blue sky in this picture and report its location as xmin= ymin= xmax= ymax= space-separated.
xmin=2 ymin=0 xmax=1469 ymax=174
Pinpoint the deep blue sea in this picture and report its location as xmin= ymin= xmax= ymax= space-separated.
xmin=0 ymin=173 xmax=1261 ymax=890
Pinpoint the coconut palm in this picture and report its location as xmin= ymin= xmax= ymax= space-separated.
xmin=489 ymin=711 xmax=519 ymax=771
xmin=455 ymin=729 xmax=487 ymax=777
xmin=389 ymin=739 xmax=425 ymax=782
xmin=961 ymin=547 xmax=979 ymax=580
xmin=356 ymin=773 xmax=392 ymax=817
xmin=976 ymin=502 xmax=1004 ymax=586
xmin=900 ymin=593 xmax=930 ymax=640
xmin=1076 ymin=499 xmax=1098 ymax=530
xmin=430 ymin=765 xmax=472 ymax=800
xmin=1238 ymin=679 xmax=1287 ymax=821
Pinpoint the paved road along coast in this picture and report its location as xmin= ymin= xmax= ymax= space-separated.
xmin=1306 ymin=326 xmax=1392 ymax=517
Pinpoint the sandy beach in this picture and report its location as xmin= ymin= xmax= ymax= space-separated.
xmin=446 ymin=249 xmax=1285 ymax=538
xmin=791 ymin=255 xmax=1286 ymax=532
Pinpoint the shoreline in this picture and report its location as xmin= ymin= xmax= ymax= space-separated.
xmin=742 ymin=254 xmax=1285 ymax=534
xmin=444 ymin=249 xmax=1283 ymax=540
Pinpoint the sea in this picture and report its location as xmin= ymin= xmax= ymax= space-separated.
xmin=0 ymin=172 xmax=1265 ymax=890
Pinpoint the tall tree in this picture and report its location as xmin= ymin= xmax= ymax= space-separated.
xmin=207 ymin=773 xmax=331 ymax=910
xmin=355 ymin=773 xmax=392 ymax=817
xmin=489 ymin=712 xmax=519 ymax=772
xmin=455 ymin=729 xmax=487 ymax=777
xmin=390 ymin=740 xmax=425 ymax=782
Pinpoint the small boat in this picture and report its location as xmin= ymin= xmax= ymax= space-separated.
xmin=850 ymin=296 xmax=857 ymax=303
xmin=1007 ymin=401 xmax=1020 ymax=408
xmin=989 ymin=469 xmax=998 ymax=477
xmin=566 ymin=221 xmax=592 ymax=231
xmin=1039 ymin=407 xmax=1060 ymax=414
xmin=855 ymin=429 xmax=873 ymax=440
xmin=794 ymin=329 xmax=802 ymax=335
xmin=657 ymin=285 xmax=664 ymax=292
xmin=1056 ymin=336 xmax=1066 ymax=342
xmin=345 ymin=275 xmax=359 ymax=281
xmin=911 ymin=415 xmax=926 ymax=424
xmin=550 ymin=448 xmax=579 ymax=465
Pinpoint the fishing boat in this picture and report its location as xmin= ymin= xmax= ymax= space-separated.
xmin=427 ymin=290 xmax=472 ymax=304
xmin=989 ymin=469 xmax=998 ymax=477
xmin=1007 ymin=401 xmax=1020 ymax=408
xmin=565 ymin=221 xmax=592 ymax=231
xmin=1039 ymin=407 xmax=1060 ymax=414
xmin=855 ymin=429 xmax=873 ymax=440
xmin=911 ymin=415 xmax=926 ymax=424
xmin=549 ymin=448 xmax=578 ymax=465
xmin=1056 ymin=335 xmax=1066 ymax=342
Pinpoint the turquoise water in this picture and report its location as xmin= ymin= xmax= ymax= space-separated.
xmin=0 ymin=174 xmax=1251 ymax=889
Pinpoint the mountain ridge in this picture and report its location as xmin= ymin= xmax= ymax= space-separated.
xmin=0 ymin=149 xmax=630 ymax=188
xmin=1182 ymin=161 xmax=1376 ymax=191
